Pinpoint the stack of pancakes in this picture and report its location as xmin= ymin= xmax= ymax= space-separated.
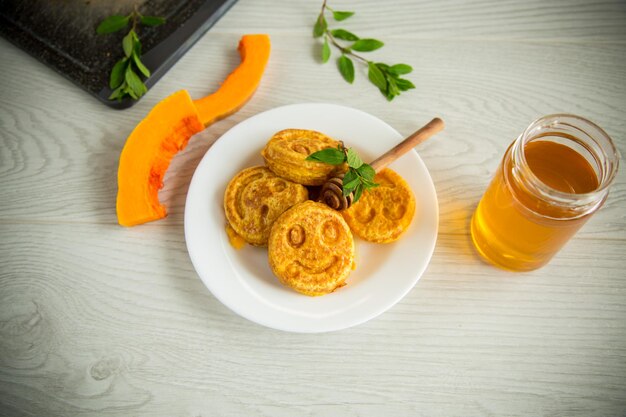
xmin=223 ymin=129 xmax=416 ymax=296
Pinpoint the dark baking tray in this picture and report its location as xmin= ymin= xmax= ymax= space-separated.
xmin=0 ymin=0 xmax=238 ymax=109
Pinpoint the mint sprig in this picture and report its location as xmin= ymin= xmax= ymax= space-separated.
xmin=313 ymin=1 xmax=415 ymax=101
xmin=306 ymin=145 xmax=378 ymax=203
xmin=97 ymin=9 xmax=165 ymax=101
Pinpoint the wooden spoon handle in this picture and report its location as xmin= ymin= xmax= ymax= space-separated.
xmin=369 ymin=117 xmax=445 ymax=172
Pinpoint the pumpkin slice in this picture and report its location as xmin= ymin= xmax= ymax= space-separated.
xmin=116 ymin=90 xmax=204 ymax=227
xmin=194 ymin=34 xmax=271 ymax=126
xmin=116 ymin=34 xmax=271 ymax=227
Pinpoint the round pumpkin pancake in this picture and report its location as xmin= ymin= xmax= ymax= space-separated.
xmin=261 ymin=129 xmax=347 ymax=186
xmin=341 ymin=169 xmax=416 ymax=243
xmin=268 ymin=201 xmax=355 ymax=296
xmin=224 ymin=166 xmax=308 ymax=246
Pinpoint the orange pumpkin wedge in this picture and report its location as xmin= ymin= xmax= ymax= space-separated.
xmin=194 ymin=34 xmax=271 ymax=126
xmin=116 ymin=34 xmax=271 ymax=227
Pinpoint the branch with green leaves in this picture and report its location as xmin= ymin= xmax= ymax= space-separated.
xmin=313 ymin=1 xmax=415 ymax=101
xmin=96 ymin=9 xmax=165 ymax=101
xmin=306 ymin=145 xmax=378 ymax=203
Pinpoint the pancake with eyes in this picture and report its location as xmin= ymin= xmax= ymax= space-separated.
xmin=341 ymin=168 xmax=416 ymax=243
xmin=261 ymin=129 xmax=347 ymax=186
xmin=224 ymin=166 xmax=308 ymax=246
xmin=268 ymin=201 xmax=355 ymax=296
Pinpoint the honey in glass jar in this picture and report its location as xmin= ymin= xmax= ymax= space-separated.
xmin=471 ymin=114 xmax=620 ymax=271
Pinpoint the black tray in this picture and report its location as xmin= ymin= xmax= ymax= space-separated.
xmin=0 ymin=0 xmax=238 ymax=109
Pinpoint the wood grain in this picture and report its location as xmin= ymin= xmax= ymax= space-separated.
xmin=0 ymin=223 xmax=624 ymax=416
xmin=0 ymin=0 xmax=625 ymax=416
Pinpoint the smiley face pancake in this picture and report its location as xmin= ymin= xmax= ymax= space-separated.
xmin=224 ymin=166 xmax=308 ymax=246
xmin=341 ymin=169 xmax=416 ymax=243
xmin=268 ymin=201 xmax=355 ymax=296
xmin=261 ymin=129 xmax=347 ymax=186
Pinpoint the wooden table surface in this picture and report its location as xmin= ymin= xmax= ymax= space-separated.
xmin=1 ymin=1 xmax=625 ymax=416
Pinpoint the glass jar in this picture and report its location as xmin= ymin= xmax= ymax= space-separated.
xmin=471 ymin=114 xmax=620 ymax=271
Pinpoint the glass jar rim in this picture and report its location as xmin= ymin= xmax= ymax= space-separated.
xmin=515 ymin=113 xmax=620 ymax=203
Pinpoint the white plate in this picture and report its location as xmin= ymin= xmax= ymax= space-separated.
xmin=184 ymin=103 xmax=438 ymax=333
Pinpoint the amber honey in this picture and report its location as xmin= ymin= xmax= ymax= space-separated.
xmin=471 ymin=115 xmax=619 ymax=271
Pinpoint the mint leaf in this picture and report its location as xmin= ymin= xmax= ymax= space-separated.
xmin=343 ymin=175 xmax=360 ymax=193
xmin=322 ymin=38 xmax=331 ymax=63
xmin=132 ymin=52 xmax=150 ymax=77
xmin=396 ymin=78 xmax=416 ymax=91
xmin=306 ymin=148 xmax=346 ymax=165
xmin=359 ymin=175 xmax=379 ymax=188
xmin=351 ymin=38 xmax=384 ymax=52
xmin=124 ymin=84 xmax=139 ymax=100
xmin=125 ymin=66 xmax=146 ymax=97
xmin=368 ymin=62 xmax=387 ymax=90
xmin=122 ymin=31 xmax=134 ymax=57
xmin=346 ymin=148 xmax=363 ymax=168
xmin=331 ymin=29 xmax=359 ymax=41
xmin=387 ymin=76 xmax=400 ymax=97
xmin=140 ymin=16 xmax=166 ymax=26
xmin=96 ymin=15 xmax=130 ymax=34
xmin=356 ymin=163 xmax=375 ymax=181
xmin=108 ymin=85 xmax=124 ymax=100
xmin=332 ymin=10 xmax=354 ymax=21
xmin=99 ymin=10 xmax=164 ymax=101
xmin=109 ymin=58 xmax=127 ymax=89
xmin=352 ymin=183 xmax=364 ymax=202
xmin=390 ymin=63 xmax=413 ymax=75
xmin=342 ymin=170 xmax=359 ymax=195
xmin=313 ymin=14 xmax=327 ymax=38
xmin=338 ymin=55 xmax=355 ymax=84
xmin=312 ymin=3 xmax=414 ymax=101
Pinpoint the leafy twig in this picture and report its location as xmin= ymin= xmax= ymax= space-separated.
xmin=313 ymin=1 xmax=415 ymax=101
xmin=306 ymin=144 xmax=378 ymax=203
xmin=96 ymin=8 xmax=165 ymax=101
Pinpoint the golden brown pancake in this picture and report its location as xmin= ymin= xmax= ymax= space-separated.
xmin=224 ymin=166 xmax=308 ymax=246
xmin=341 ymin=169 xmax=415 ymax=243
xmin=268 ymin=201 xmax=355 ymax=296
xmin=261 ymin=129 xmax=347 ymax=186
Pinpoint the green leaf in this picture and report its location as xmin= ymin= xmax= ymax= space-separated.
xmin=133 ymin=37 xmax=142 ymax=55
xmin=108 ymin=85 xmax=124 ymax=100
xmin=125 ymin=66 xmax=147 ymax=98
xmin=351 ymin=38 xmax=384 ymax=52
xmin=132 ymin=52 xmax=150 ymax=77
xmin=343 ymin=168 xmax=357 ymax=182
xmin=109 ymin=58 xmax=127 ymax=89
xmin=313 ymin=14 xmax=327 ymax=38
xmin=387 ymin=75 xmax=400 ymax=97
xmin=96 ymin=15 xmax=130 ymax=34
xmin=360 ymin=176 xmax=379 ymax=188
xmin=306 ymin=148 xmax=346 ymax=165
xmin=352 ymin=183 xmax=364 ymax=202
xmin=332 ymin=10 xmax=354 ymax=21
xmin=322 ymin=38 xmax=331 ymax=63
xmin=356 ymin=163 xmax=376 ymax=181
xmin=124 ymin=84 xmax=139 ymax=100
xmin=343 ymin=176 xmax=360 ymax=194
xmin=122 ymin=31 xmax=134 ymax=57
xmin=331 ymin=29 xmax=359 ymax=41
xmin=396 ymin=78 xmax=416 ymax=91
xmin=338 ymin=55 xmax=355 ymax=84
xmin=140 ymin=16 xmax=166 ymax=26
xmin=390 ymin=63 xmax=413 ymax=75
xmin=346 ymin=148 xmax=363 ymax=168
xmin=368 ymin=62 xmax=387 ymax=90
